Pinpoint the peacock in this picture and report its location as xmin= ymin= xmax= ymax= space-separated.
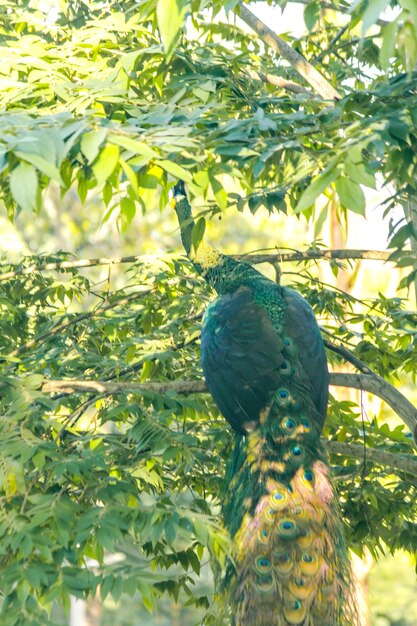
xmin=171 ymin=181 xmax=357 ymax=626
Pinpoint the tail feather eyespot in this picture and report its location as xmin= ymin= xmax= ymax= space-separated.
xmin=277 ymin=518 xmax=300 ymax=539
xmin=283 ymin=599 xmax=307 ymax=624
xmin=273 ymin=550 xmax=293 ymax=574
xmin=255 ymin=574 xmax=275 ymax=593
xmin=289 ymin=576 xmax=314 ymax=600
xmin=269 ymin=488 xmax=288 ymax=510
xmin=300 ymin=552 xmax=322 ymax=576
xmin=258 ymin=528 xmax=270 ymax=545
xmin=255 ymin=555 xmax=272 ymax=575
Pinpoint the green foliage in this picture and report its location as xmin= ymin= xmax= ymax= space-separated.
xmin=0 ymin=256 xmax=230 ymax=625
xmin=1 ymin=0 xmax=417 ymax=623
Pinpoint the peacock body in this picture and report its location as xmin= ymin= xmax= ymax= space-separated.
xmin=172 ymin=182 xmax=356 ymax=626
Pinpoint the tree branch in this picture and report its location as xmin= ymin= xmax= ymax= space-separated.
xmin=40 ymin=378 xmax=417 ymax=475
xmin=241 ymin=249 xmax=391 ymax=264
xmin=0 ymin=255 xmax=143 ymax=282
xmin=235 ymin=3 xmax=341 ymax=100
xmin=246 ymin=68 xmax=314 ymax=96
xmin=42 ymin=372 xmax=417 ymax=443
xmin=290 ymin=0 xmax=388 ymax=27
xmin=41 ymin=378 xmax=202 ymax=396
xmin=0 ymin=250 xmax=392 ymax=283
xmin=323 ymin=339 xmax=374 ymax=375
xmin=330 ymin=373 xmax=417 ymax=443
xmin=8 ymin=288 xmax=153 ymax=358
xmin=328 ymin=440 xmax=417 ymax=477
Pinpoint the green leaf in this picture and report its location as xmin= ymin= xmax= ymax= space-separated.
xmin=109 ymin=136 xmax=159 ymax=160
xmin=335 ymin=176 xmax=366 ymax=216
xmin=9 ymin=163 xmax=38 ymax=212
xmin=120 ymin=158 xmax=139 ymax=196
xmin=154 ymin=159 xmax=192 ymax=183
xmin=379 ymin=20 xmax=398 ymax=70
xmin=294 ymin=166 xmax=340 ymax=214
xmin=156 ymin=0 xmax=189 ymax=60
xmin=397 ymin=21 xmax=417 ymax=71
xmin=14 ymin=152 xmax=63 ymax=185
xmin=304 ymin=0 xmax=320 ymax=31
xmin=361 ymin=0 xmax=390 ymax=35
xmin=209 ymin=174 xmax=228 ymax=211
xmin=80 ymin=129 xmax=107 ymax=164
xmin=344 ymin=146 xmax=376 ymax=188
xmin=314 ymin=203 xmax=329 ymax=238
xmin=187 ymin=549 xmax=201 ymax=575
xmin=400 ymin=0 xmax=417 ymax=28
xmin=92 ymin=144 xmax=120 ymax=186
xmin=120 ymin=197 xmax=136 ymax=225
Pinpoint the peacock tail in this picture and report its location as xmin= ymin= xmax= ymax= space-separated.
xmin=171 ymin=182 xmax=357 ymax=625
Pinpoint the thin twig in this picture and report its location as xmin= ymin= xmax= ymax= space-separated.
xmin=290 ymin=0 xmax=388 ymax=26
xmin=246 ymin=68 xmax=313 ymax=96
xmin=0 ymin=255 xmax=144 ymax=282
xmin=0 ymin=250 xmax=392 ymax=283
xmin=236 ymin=3 xmax=341 ymax=100
xmin=313 ymin=23 xmax=351 ymax=63
xmin=323 ymin=338 xmax=374 ymax=375
xmin=241 ymin=249 xmax=391 ymax=264
xmin=8 ymin=288 xmax=153 ymax=358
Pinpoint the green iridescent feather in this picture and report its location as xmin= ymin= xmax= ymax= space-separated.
xmin=172 ymin=182 xmax=357 ymax=625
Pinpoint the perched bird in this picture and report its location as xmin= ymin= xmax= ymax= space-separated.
xmin=171 ymin=181 xmax=356 ymax=626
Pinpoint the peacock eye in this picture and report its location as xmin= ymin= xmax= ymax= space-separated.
xmin=301 ymin=418 xmax=311 ymax=432
xmin=277 ymin=553 xmax=290 ymax=563
xmin=302 ymin=554 xmax=314 ymax=563
xmin=255 ymin=556 xmax=272 ymax=574
xmin=278 ymin=389 xmax=289 ymax=399
xmin=303 ymin=470 xmax=314 ymax=482
xmin=282 ymin=417 xmax=296 ymax=432
xmin=291 ymin=445 xmax=303 ymax=457
xmin=281 ymin=520 xmax=294 ymax=531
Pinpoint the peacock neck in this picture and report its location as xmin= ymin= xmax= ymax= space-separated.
xmin=172 ymin=182 xmax=277 ymax=297
xmin=174 ymin=193 xmax=194 ymax=257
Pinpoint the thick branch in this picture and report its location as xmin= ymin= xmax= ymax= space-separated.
xmin=236 ymin=3 xmax=341 ymax=100
xmin=42 ymin=373 xmax=417 ymax=442
xmin=328 ymin=440 xmax=417 ymax=476
xmin=41 ymin=378 xmax=203 ymax=396
xmin=330 ymin=373 xmax=417 ymax=443
xmin=41 ymin=378 xmax=417 ymax=475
